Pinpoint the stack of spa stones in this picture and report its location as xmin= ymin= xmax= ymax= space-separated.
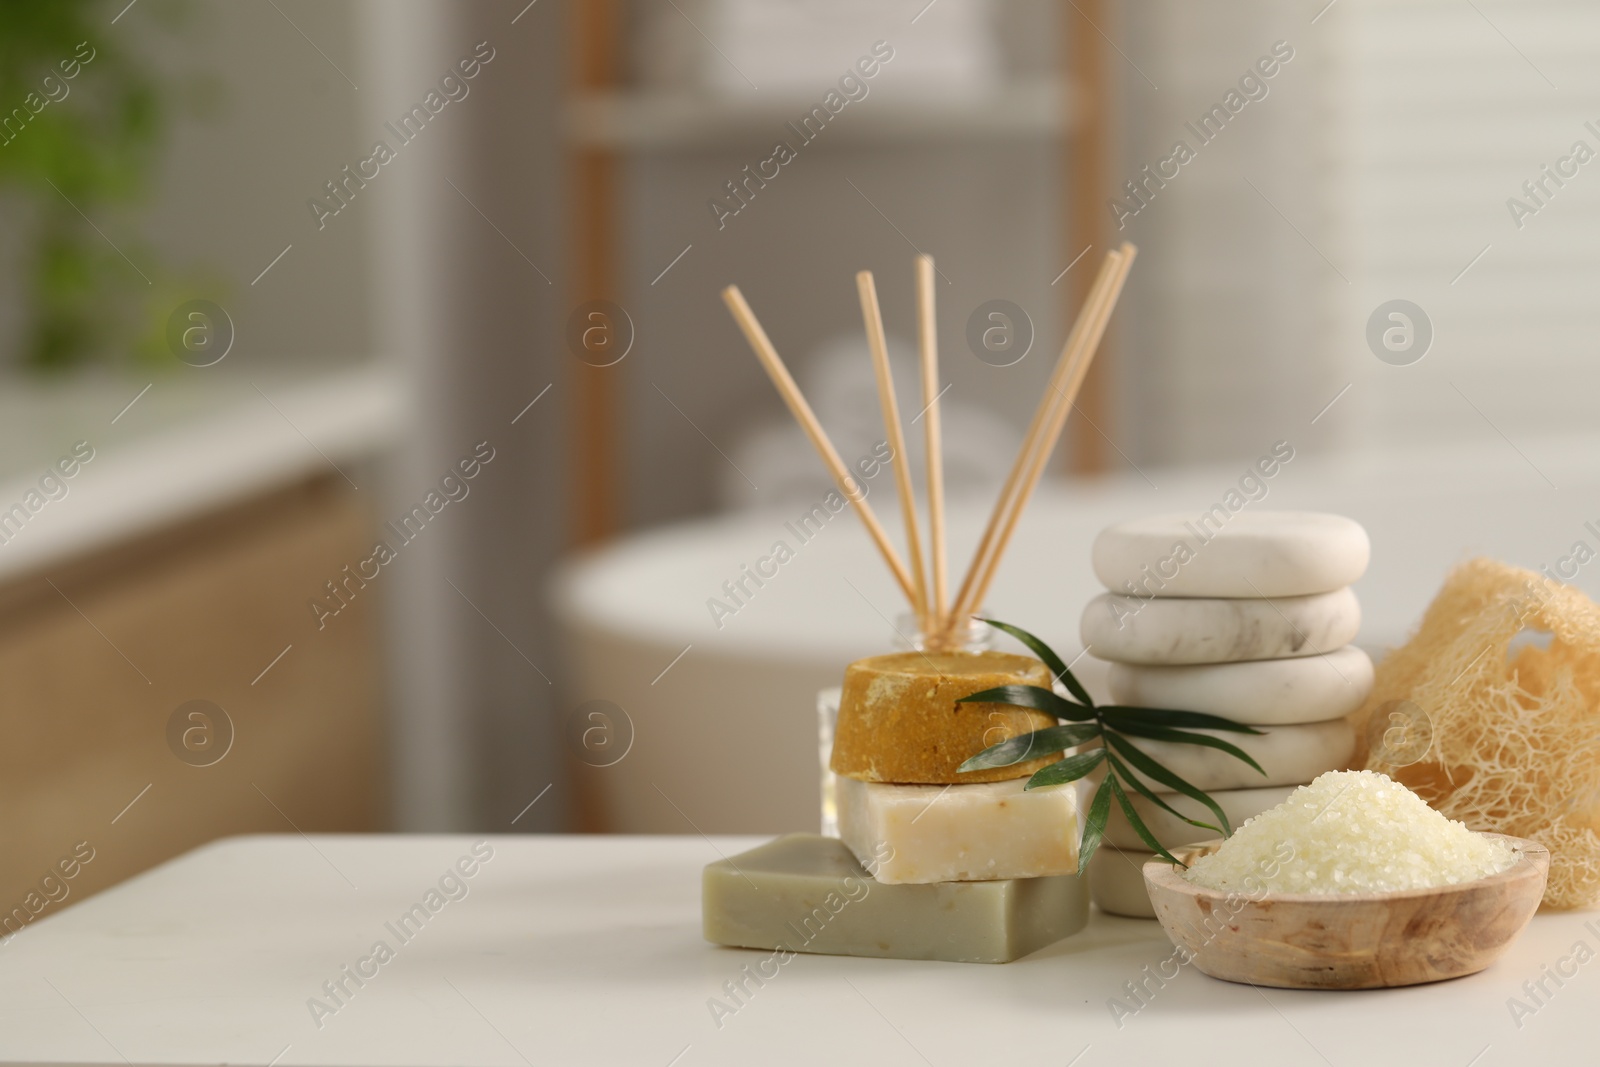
xmin=1077 ymin=511 xmax=1373 ymax=918
xmin=702 ymin=649 xmax=1092 ymax=964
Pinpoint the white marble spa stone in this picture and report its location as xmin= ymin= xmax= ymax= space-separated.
xmin=1092 ymin=511 xmax=1370 ymax=599
xmin=1101 ymin=718 xmax=1356 ymax=792
xmin=1089 ymin=846 xmax=1157 ymax=919
xmin=1081 ymin=587 xmax=1360 ymax=666
xmin=1103 ymin=785 xmax=1297 ymax=851
xmin=1107 ymin=646 xmax=1374 ymax=725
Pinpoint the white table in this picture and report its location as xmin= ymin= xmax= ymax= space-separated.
xmin=2 ymin=833 xmax=1593 ymax=1065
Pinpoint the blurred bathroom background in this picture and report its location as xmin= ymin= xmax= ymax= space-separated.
xmin=4 ymin=0 xmax=1600 ymax=903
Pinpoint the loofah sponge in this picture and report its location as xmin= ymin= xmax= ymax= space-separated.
xmin=1352 ymin=558 xmax=1600 ymax=909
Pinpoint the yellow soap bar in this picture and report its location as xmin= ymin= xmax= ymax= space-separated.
xmin=829 ymin=650 xmax=1055 ymax=784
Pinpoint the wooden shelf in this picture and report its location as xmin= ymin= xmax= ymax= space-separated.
xmin=565 ymin=78 xmax=1074 ymax=151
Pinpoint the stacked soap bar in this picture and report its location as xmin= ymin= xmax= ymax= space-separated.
xmin=837 ymin=776 xmax=1078 ymax=883
xmin=1080 ymin=511 xmax=1373 ymax=917
xmin=704 ymin=834 xmax=1087 ymax=964
xmin=704 ymin=651 xmax=1091 ymax=962
xmin=830 ymin=651 xmax=1084 ymax=886
xmin=830 ymin=651 xmax=1058 ymax=784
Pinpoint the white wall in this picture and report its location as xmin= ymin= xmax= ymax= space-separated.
xmin=1341 ymin=0 xmax=1600 ymax=447
xmin=0 ymin=0 xmax=376 ymax=370
xmin=1112 ymin=0 xmax=1348 ymax=465
xmin=359 ymin=0 xmax=569 ymax=833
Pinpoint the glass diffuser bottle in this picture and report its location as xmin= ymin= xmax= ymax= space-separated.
xmin=816 ymin=614 xmax=992 ymax=836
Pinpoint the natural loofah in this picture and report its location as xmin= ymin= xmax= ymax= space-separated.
xmin=1352 ymin=558 xmax=1600 ymax=909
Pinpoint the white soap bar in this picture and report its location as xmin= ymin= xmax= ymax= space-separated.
xmin=1089 ymin=846 xmax=1156 ymax=918
xmin=1107 ymin=646 xmax=1374 ymax=725
xmin=1100 ymin=718 xmax=1355 ymax=792
xmin=837 ymin=775 xmax=1079 ymax=885
xmin=1104 ymin=785 xmax=1296 ymax=850
xmin=1092 ymin=511 xmax=1370 ymax=598
xmin=1081 ymin=588 xmax=1360 ymax=665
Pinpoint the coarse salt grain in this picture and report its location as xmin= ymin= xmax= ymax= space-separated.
xmin=1183 ymin=769 xmax=1518 ymax=894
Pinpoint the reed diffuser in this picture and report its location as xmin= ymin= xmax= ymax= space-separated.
xmin=724 ymin=246 xmax=1136 ymax=836
xmin=722 ymin=243 xmax=1136 ymax=642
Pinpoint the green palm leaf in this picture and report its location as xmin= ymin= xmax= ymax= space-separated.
xmin=977 ymin=618 xmax=1095 ymax=707
xmin=958 ymin=723 xmax=1100 ymax=772
xmin=1108 ymin=775 xmax=1183 ymax=867
xmin=1023 ymin=747 xmax=1105 ymax=789
xmin=957 ymin=684 xmax=1093 ymax=722
xmin=955 ymin=619 xmax=1266 ymax=879
xmin=1078 ymin=776 xmax=1115 ymax=874
xmin=1101 ymin=705 xmax=1263 ymax=735
xmin=1103 ymin=745 xmax=1226 ymax=837
xmin=1105 ymin=720 xmax=1267 ymax=777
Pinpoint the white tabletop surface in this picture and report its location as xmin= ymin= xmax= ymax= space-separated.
xmin=2 ymin=833 xmax=1594 ymax=1066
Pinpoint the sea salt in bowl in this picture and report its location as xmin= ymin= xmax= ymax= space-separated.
xmin=1143 ymin=833 xmax=1548 ymax=989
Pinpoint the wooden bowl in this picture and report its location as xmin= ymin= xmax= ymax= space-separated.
xmin=1142 ymin=833 xmax=1549 ymax=989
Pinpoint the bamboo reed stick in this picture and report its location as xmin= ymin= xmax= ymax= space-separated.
xmin=857 ymin=271 xmax=928 ymax=632
xmin=915 ymin=255 xmax=948 ymax=633
xmin=721 ymin=285 xmax=918 ymax=604
xmin=961 ymin=242 xmax=1136 ymax=618
xmin=945 ymin=248 xmax=1124 ymax=629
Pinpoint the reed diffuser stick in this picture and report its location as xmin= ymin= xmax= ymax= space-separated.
xmin=946 ymin=248 xmax=1124 ymax=628
xmin=962 ymin=243 xmax=1136 ymax=617
xmin=722 ymin=285 xmax=917 ymax=603
xmin=915 ymin=255 xmax=948 ymax=633
xmin=858 ymin=271 xmax=929 ymax=631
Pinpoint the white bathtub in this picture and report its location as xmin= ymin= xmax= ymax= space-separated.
xmin=553 ymin=433 xmax=1600 ymax=833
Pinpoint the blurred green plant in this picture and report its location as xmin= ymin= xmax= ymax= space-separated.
xmin=0 ymin=1 xmax=170 ymax=372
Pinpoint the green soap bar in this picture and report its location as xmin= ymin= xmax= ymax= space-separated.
xmin=702 ymin=834 xmax=1089 ymax=964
